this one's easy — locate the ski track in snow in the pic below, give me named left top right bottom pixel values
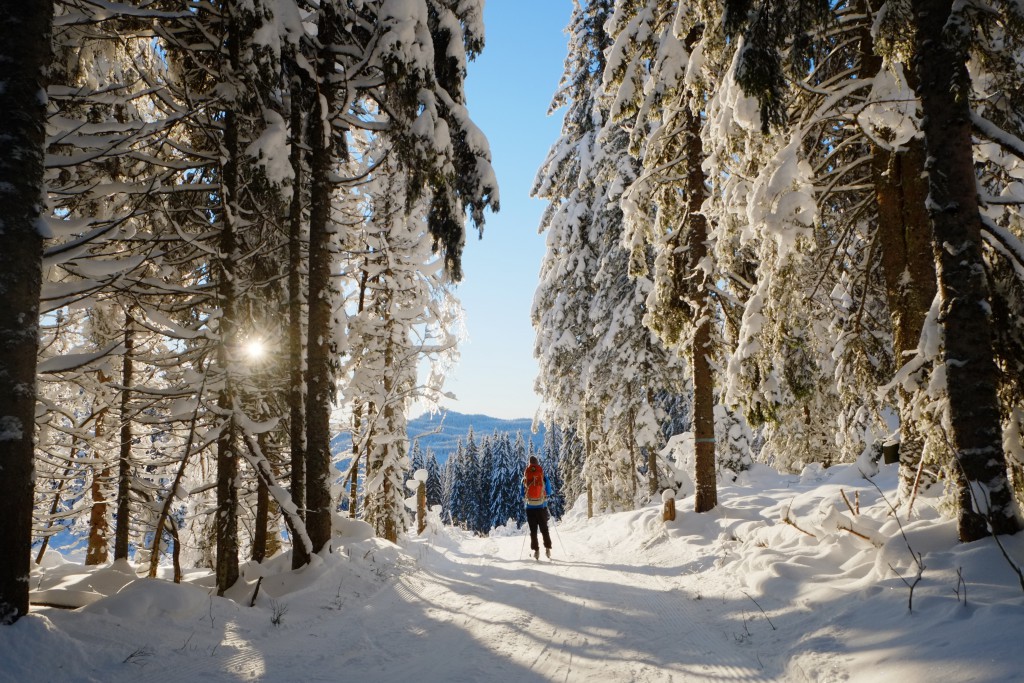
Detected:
left=14, top=466, right=1024, bottom=683
left=324, top=527, right=772, bottom=682
left=38, top=524, right=778, bottom=683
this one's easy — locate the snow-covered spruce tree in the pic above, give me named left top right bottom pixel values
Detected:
left=345, top=156, right=464, bottom=543
left=688, top=1, right=886, bottom=477
left=512, top=432, right=529, bottom=527
left=426, top=449, right=444, bottom=510
left=727, top=0, right=1021, bottom=537
left=476, top=435, right=494, bottom=534
left=532, top=0, right=611, bottom=480
left=0, top=0, right=53, bottom=625
left=304, top=0, right=495, bottom=550
left=463, top=428, right=483, bottom=533
left=557, top=425, right=587, bottom=513
left=603, top=0, right=725, bottom=510
left=440, top=452, right=456, bottom=525
left=38, top=3, right=200, bottom=570
left=962, top=10, right=1024, bottom=503
left=446, top=439, right=469, bottom=528
left=850, top=0, right=938, bottom=497
left=535, top=0, right=686, bottom=515
left=903, top=0, right=1020, bottom=538
left=410, top=440, right=426, bottom=475
left=490, top=431, right=523, bottom=529
left=541, top=428, right=565, bottom=519
left=704, top=43, right=850, bottom=476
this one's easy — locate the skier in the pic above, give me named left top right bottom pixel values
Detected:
left=522, top=455, right=553, bottom=560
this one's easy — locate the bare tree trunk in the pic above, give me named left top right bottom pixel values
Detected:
left=215, top=2, right=245, bottom=594
left=252, top=432, right=270, bottom=563
left=872, top=138, right=936, bottom=498
left=304, top=4, right=342, bottom=556
left=910, top=0, right=1020, bottom=539
left=114, top=317, right=134, bottom=560
left=149, top=369, right=207, bottom=578
left=349, top=406, right=362, bottom=518
left=254, top=473, right=269, bottom=563
left=86, top=371, right=112, bottom=566
left=646, top=389, right=659, bottom=496
left=0, top=0, right=50, bottom=622
left=417, top=480, right=427, bottom=534
left=628, top=407, right=638, bottom=505
left=286, top=53, right=308, bottom=570
left=859, top=6, right=938, bottom=500
left=679, top=36, right=717, bottom=513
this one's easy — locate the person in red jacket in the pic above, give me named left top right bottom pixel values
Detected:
left=522, top=455, right=553, bottom=560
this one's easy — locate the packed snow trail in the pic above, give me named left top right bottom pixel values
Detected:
left=17, top=509, right=779, bottom=683
left=325, top=525, right=772, bottom=683
left=14, top=464, right=1024, bottom=682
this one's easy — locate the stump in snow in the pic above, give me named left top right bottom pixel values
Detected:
left=662, top=489, right=676, bottom=522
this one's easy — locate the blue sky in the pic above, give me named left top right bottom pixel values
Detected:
left=436, top=0, right=573, bottom=420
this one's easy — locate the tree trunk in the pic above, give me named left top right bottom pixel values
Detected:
left=304, top=4, right=341, bottom=556
left=215, top=2, right=245, bottom=594
left=679, top=48, right=717, bottom=513
left=254, top=469, right=269, bottom=563
left=86, top=371, right=112, bottom=566
left=0, top=1, right=51, bottom=624
left=417, top=480, right=427, bottom=535
left=114, top=317, right=134, bottom=560
left=910, top=0, right=1020, bottom=539
left=647, top=389, right=659, bottom=496
left=286, top=54, right=308, bottom=569
left=872, top=138, right=937, bottom=498
left=859, top=6, right=938, bottom=500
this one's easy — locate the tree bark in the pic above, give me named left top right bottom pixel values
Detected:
left=872, top=139, right=937, bottom=498
left=0, top=0, right=52, bottom=623
left=114, top=317, right=134, bottom=560
left=86, top=371, right=112, bottom=566
left=910, top=0, right=1020, bottom=539
left=859, top=4, right=938, bottom=500
left=304, top=4, right=341, bottom=556
left=286, top=54, right=308, bottom=570
left=646, top=389, right=659, bottom=496
left=679, top=44, right=717, bottom=513
left=254, top=465, right=269, bottom=563
left=350, top=406, right=362, bottom=519
left=215, top=1, right=245, bottom=594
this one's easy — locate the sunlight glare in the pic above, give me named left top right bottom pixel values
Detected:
left=243, top=339, right=267, bottom=361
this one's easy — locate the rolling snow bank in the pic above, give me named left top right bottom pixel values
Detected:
left=2, top=462, right=1022, bottom=682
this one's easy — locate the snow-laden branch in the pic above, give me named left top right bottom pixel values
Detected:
left=980, top=214, right=1024, bottom=280
left=37, top=340, right=125, bottom=374
left=239, top=421, right=314, bottom=560
left=972, top=112, right=1024, bottom=163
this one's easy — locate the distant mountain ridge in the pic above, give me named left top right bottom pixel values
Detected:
left=409, top=411, right=544, bottom=460
left=331, top=410, right=545, bottom=464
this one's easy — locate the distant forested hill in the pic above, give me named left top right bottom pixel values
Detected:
left=331, top=410, right=546, bottom=464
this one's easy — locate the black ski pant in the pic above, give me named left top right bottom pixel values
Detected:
left=526, top=507, right=551, bottom=551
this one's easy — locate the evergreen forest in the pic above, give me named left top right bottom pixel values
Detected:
left=3, top=0, right=1024, bottom=630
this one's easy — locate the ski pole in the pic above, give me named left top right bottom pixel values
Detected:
left=551, top=519, right=568, bottom=559
left=518, top=530, right=527, bottom=560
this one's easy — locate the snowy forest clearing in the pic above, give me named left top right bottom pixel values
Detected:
left=4, top=462, right=1022, bottom=683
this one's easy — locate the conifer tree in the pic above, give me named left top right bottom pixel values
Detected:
left=512, top=432, right=528, bottom=527
left=490, top=432, right=522, bottom=529
left=535, top=0, right=686, bottom=514
left=0, top=0, right=53, bottom=625
left=542, top=431, right=565, bottom=519
left=426, top=450, right=444, bottom=510
left=476, top=436, right=494, bottom=534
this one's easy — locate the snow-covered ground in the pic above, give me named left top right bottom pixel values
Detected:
left=4, top=462, right=1023, bottom=683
